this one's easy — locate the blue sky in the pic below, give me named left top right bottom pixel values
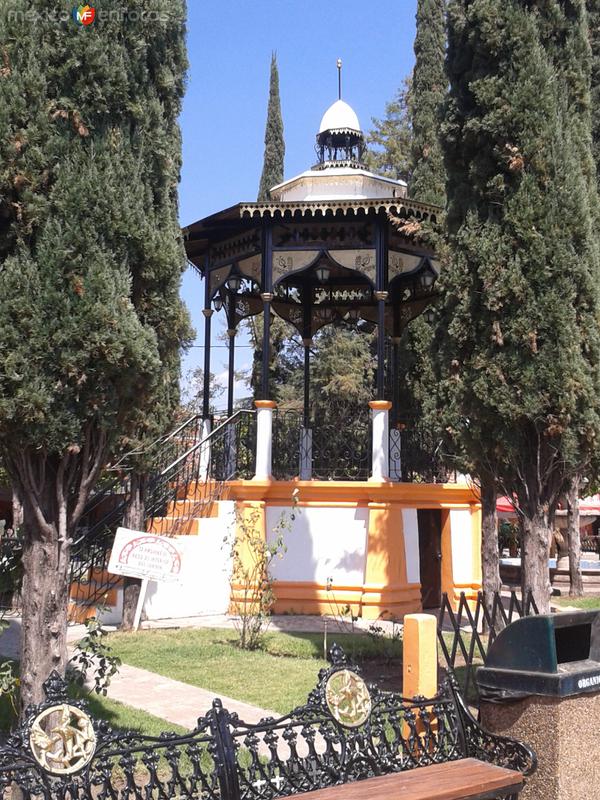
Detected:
left=179, top=0, right=419, bottom=401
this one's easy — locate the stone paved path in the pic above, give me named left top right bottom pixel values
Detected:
left=0, top=617, right=279, bottom=730
left=139, top=613, right=397, bottom=634
left=101, top=662, right=278, bottom=729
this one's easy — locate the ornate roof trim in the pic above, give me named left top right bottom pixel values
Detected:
left=239, top=198, right=439, bottom=222
left=318, top=126, right=362, bottom=137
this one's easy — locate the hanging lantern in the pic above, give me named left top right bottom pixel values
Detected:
left=424, top=307, right=435, bottom=324
left=213, top=295, right=224, bottom=312
left=419, top=270, right=435, bottom=289
left=226, top=275, right=242, bottom=292
left=315, top=265, right=331, bottom=283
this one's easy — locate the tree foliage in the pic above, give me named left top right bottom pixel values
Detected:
left=588, top=1, right=600, bottom=181
left=364, top=79, right=412, bottom=182
left=437, top=0, right=600, bottom=611
left=257, top=53, right=285, bottom=201
left=0, top=0, right=190, bottom=703
left=410, top=0, right=447, bottom=206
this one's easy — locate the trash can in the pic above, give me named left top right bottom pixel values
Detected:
left=477, top=611, right=600, bottom=800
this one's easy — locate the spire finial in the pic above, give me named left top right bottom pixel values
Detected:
left=337, top=58, right=342, bottom=100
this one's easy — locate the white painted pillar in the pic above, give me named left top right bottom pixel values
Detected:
left=253, top=400, right=276, bottom=480
left=199, top=418, right=212, bottom=481
left=369, top=401, right=392, bottom=482
left=299, top=428, right=313, bottom=480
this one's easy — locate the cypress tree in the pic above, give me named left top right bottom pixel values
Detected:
left=437, top=0, right=600, bottom=612
left=257, top=53, right=285, bottom=201
left=589, top=0, right=600, bottom=176
left=250, top=53, right=288, bottom=404
left=409, top=0, right=447, bottom=206
left=0, top=0, right=190, bottom=703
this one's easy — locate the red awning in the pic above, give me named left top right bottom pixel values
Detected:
left=496, top=494, right=600, bottom=515
left=496, top=496, right=516, bottom=515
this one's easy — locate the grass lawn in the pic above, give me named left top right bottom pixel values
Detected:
left=107, top=627, right=403, bottom=715
left=552, top=595, right=600, bottom=609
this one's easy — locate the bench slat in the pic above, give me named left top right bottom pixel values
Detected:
left=287, top=759, right=523, bottom=800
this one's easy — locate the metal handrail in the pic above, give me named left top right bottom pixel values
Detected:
left=160, top=409, right=256, bottom=476
left=68, top=409, right=258, bottom=613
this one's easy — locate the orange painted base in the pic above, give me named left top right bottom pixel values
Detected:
left=268, top=581, right=422, bottom=619
left=225, top=479, right=481, bottom=621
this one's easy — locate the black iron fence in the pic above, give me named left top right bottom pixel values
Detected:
left=0, top=645, right=535, bottom=800
left=271, top=405, right=372, bottom=481
left=311, top=403, right=371, bottom=481
left=391, top=418, right=457, bottom=483
left=272, top=409, right=303, bottom=480
left=437, top=591, right=540, bottom=703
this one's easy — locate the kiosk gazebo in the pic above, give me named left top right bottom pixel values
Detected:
left=178, top=91, right=481, bottom=620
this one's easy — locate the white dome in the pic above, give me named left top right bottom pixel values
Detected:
left=318, top=99, right=361, bottom=134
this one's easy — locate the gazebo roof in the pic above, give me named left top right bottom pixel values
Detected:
left=183, top=197, right=440, bottom=274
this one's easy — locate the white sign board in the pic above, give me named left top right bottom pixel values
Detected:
left=108, top=528, right=183, bottom=584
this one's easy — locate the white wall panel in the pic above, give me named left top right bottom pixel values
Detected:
left=402, top=508, right=420, bottom=584
left=449, top=509, right=473, bottom=585
left=266, top=505, right=368, bottom=585
left=142, top=502, right=235, bottom=620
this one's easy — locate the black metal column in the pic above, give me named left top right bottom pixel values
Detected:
left=202, top=262, right=213, bottom=419
left=375, top=218, right=388, bottom=401
left=391, top=337, right=400, bottom=428
left=226, top=289, right=237, bottom=417
left=302, top=287, right=312, bottom=428
left=260, top=223, right=273, bottom=401
left=302, top=341, right=311, bottom=428
left=391, top=304, right=400, bottom=427
left=227, top=331, right=235, bottom=417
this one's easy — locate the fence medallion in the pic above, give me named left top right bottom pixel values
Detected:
left=29, top=703, right=96, bottom=775
left=325, top=669, right=371, bottom=727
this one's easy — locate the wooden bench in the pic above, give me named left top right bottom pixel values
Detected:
left=0, top=644, right=535, bottom=800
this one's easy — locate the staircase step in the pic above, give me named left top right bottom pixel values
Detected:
left=165, top=498, right=219, bottom=518
left=176, top=480, right=228, bottom=501
left=69, top=581, right=119, bottom=607
left=68, top=602, right=98, bottom=624
left=147, top=516, right=201, bottom=535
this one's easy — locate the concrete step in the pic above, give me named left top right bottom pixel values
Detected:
left=164, top=498, right=219, bottom=519
left=147, top=516, right=202, bottom=535
left=175, top=480, right=229, bottom=502
left=69, top=580, right=120, bottom=607
left=67, top=601, right=98, bottom=624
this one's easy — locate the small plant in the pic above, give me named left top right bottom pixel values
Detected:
left=366, top=616, right=403, bottom=663
left=68, top=615, right=122, bottom=695
left=0, top=536, right=23, bottom=606
left=0, top=616, right=19, bottom=716
left=226, top=500, right=295, bottom=651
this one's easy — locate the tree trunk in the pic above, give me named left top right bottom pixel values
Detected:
left=567, top=475, right=584, bottom=597
left=11, top=486, right=23, bottom=533
left=481, top=477, right=501, bottom=621
left=521, top=509, right=552, bottom=614
left=20, top=493, right=70, bottom=708
left=120, top=473, right=146, bottom=631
